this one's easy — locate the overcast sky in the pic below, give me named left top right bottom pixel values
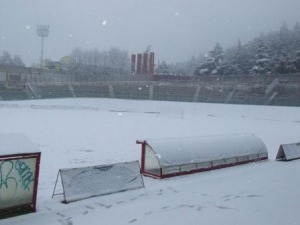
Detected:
left=1, top=0, right=300, bottom=66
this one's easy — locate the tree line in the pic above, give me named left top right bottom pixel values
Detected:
left=0, top=51, right=25, bottom=67
left=65, top=47, right=130, bottom=75
left=194, top=22, right=300, bottom=76
left=1, top=22, right=300, bottom=77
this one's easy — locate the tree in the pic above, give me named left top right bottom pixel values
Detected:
left=0, top=51, right=24, bottom=66
left=0, top=51, right=13, bottom=65
left=251, top=38, right=272, bottom=75
left=12, top=55, right=25, bottom=67
left=156, top=60, right=169, bottom=74
left=107, top=48, right=130, bottom=74
left=68, top=47, right=130, bottom=75
left=195, top=43, right=225, bottom=75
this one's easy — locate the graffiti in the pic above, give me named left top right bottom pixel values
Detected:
left=0, top=159, right=35, bottom=194
left=15, top=160, right=34, bottom=190
left=0, top=161, right=18, bottom=191
left=0, top=157, right=38, bottom=211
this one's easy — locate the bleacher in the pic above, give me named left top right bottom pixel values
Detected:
left=113, top=83, right=150, bottom=100
left=72, top=83, right=110, bottom=98
left=35, top=84, right=73, bottom=99
left=152, top=85, right=197, bottom=102
left=0, top=72, right=300, bottom=107
left=196, top=86, right=229, bottom=103
left=0, top=83, right=29, bottom=100
left=269, top=84, right=300, bottom=106
left=229, top=85, right=266, bottom=105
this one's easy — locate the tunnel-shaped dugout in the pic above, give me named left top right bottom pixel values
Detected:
left=136, top=133, right=268, bottom=179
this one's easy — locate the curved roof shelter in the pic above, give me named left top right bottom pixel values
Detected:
left=137, top=133, right=268, bottom=179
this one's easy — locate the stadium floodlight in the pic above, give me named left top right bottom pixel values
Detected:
left=36, top=25, right=49, bottom=70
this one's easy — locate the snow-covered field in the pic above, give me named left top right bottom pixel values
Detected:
left=1, top=98, right=300, bottom=225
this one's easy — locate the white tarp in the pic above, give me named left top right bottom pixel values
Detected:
left=276, top=142, right=300, bottom=161
left=59, top=161, right=144, bottom=203
left=146, top=133, right=268, bottom=166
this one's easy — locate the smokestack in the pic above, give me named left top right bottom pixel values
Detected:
left=149, top=52, right=155, bottom=74
left=137, top=54, right=142, bottom=74
left=143, top=53, right=148, bottom=74
left=131, top=54, right=136, bottom=74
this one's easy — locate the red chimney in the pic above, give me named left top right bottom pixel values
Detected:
left=131, top=54, right=136, bottom=74
left=149, top=52, right=155, bottom=74
left=143, top=53, right=148, bottom=74
left=137, top=54, right=142, bottom=74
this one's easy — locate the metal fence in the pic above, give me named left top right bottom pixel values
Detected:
left=1, top=65, right=300, bottom=106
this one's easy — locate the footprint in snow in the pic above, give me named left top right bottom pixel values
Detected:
left=96, top=203, right=112, bottom=208
left=246, top=194, right=262, bottom=198
left=129, top=219, right=137, bottom=223
left=86, top=205, right=94, bottom=210
left=215, top=205, right=235, bottom=210
left=56, top=212, right=66, bottom=218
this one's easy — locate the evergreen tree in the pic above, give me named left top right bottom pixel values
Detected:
left=156, top=60, right=170, bottom=75
left=251, top=38, right=272, bottom=75
left=12, top=55, right=25, bottom=67
left=195, top=43, right=225, bottom=75
left=225, top=39, right=252, bottom=75
left=0, top=51, right=13, bottom=65
left=0, top=51, right=25, bottom=66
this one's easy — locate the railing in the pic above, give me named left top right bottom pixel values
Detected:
left=1, top=65, right=300, bottom=106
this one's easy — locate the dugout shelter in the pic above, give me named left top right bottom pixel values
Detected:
left=137, top=133, right=268, bottom=179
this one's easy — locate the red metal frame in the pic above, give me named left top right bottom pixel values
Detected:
left=137, top=140, right=268, bottom=179
left=0, top=152, right=41, bottom=218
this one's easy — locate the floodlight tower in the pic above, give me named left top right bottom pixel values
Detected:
left=36, top=25, right=49, bottom=70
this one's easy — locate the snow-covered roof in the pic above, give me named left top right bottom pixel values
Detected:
left=0, top=133, right=38, bottom=155
left=145, top=134, right=268, bottom=166
left=276, top=142, right=300, bottom=161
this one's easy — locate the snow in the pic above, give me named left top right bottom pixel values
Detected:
left=144, top=134, right=267, bottom=166
left=277, top=143, right=300, bottom=161
left=0, top=133, right=37, bottom=155
left=59, top=161, right=144, bottom=203
left=0, top=98, right=300, bottom=225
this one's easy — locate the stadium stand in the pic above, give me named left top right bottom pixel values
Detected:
left=72, top=83, right=110, bottom=98
left=196, top=86, right=230, bottom=103
left=0, top=83, right=29, bottom=100
left=269, top=84, right=300, bottom=106
left=113, top=82, right=150, bottom=100
left=35, top=84, right=73, bottom=99
left=0, top=65, right=299, bottom=107
left=152, top=84, right=197, bottom=102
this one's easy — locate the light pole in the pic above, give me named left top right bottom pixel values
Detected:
left=36, top=25, right=49, bottom=70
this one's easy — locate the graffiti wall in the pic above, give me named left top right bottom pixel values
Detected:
left=0, top=157, right=37, bottom=209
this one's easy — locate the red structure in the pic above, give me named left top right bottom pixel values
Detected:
left=142, top=53, right=148, bottom=74
left=131, top=52, right=155, bottom=75
left=149, top=52, right=155, bottom=74
left=131, top=54, right=136, bottom=74
left=136, top=54, right=142, bottom=74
